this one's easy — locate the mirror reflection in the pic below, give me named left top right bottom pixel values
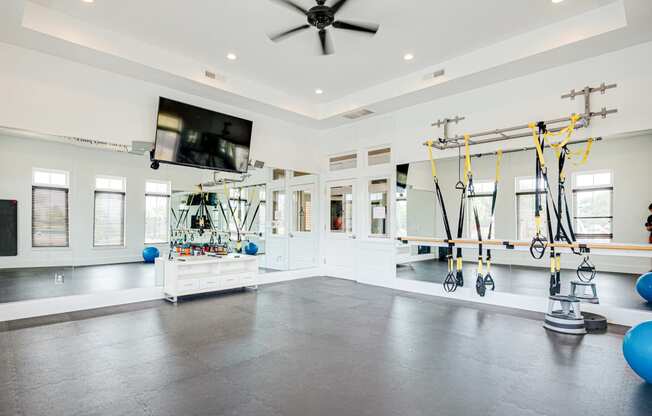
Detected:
left=0, top=131, right=318, bottom=305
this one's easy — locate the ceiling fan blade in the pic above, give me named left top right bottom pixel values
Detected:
left=332, top=20, right=379, bottom=35
left=269, top=0, right=308, bottom=15
left=330, top=0, right=351, bottom=14
left=318, top=29, right=334, bottom=55
left=269, top=24, right=311, bottom=42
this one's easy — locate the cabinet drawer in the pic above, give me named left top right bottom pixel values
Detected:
left=178, top=279, right=199, bottom=292
left=221, top=275, right=242, bottom=288
left=241, top=273, right=256, bottom=285
left=200, top=276, right=220, bottom=290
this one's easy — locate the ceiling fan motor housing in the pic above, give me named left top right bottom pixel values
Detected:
left=307, top=6, right=335, bottom=29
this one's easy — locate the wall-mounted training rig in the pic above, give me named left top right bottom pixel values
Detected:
left=425, top=82, right=617, bottom=150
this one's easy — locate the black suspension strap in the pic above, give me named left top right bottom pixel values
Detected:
left=483, top=149, right=502, bottom=294
left=427, top=140, right=457, bottom=293
left=454, top=146, right=467, bottom=288
left=530, top=122, right=548, bottom=260
left=462, top=135, right=486, bottom=297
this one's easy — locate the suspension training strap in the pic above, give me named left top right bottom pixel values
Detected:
left=483, top=149, right=502, bottom=294
left=454, top=144, right=468, bottom=289
left=463, top=135, right=485, bottom=297
left=530, top=122, right=548, bottom=260
left=427, top=140, right=457, bottom=293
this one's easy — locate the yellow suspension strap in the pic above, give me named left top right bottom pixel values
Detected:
left=483, top=149, right=502, bottom=294
left=427, top=140, right=457, bottom=293
left=529, top=122, right=548, bottom=260
left=543, top=113, right=581, bottom=151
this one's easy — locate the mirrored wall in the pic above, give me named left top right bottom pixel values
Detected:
left=0, top=130, right=319, bottom=305
left=395, top=133, right=652, bottom=311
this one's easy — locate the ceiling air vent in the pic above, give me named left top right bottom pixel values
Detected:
left=203, top=70, right=225, bottom=82
left=342, top=108, right=374, bottom=120
left=424, top=69, right=445, bottom=80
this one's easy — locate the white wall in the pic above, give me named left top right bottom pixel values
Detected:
left=0, top=134, right=215, bottom=268
left=0, top=41, right=320, bottom=173
left=317, top=41, right=652, bottom=278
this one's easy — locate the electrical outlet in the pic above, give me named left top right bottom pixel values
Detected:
left=54, top=271, right=65, bottom=285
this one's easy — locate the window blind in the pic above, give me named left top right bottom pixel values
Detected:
left=32, top=186, right=69, bottom=247
left=94, top=191, right=125, bottom=246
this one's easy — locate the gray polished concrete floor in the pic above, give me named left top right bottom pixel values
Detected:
left=397, top=259, right=652, bottom=311
left=1, top=277, right=650, bottom=416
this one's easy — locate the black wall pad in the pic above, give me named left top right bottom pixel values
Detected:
left=0, top=199, right=18, bottom=256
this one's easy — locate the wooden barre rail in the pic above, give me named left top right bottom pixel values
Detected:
left=400, top=237, right=652, bottom=252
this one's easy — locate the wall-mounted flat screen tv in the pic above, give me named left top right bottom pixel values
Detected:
left=153, top=97, right=253, bottom=173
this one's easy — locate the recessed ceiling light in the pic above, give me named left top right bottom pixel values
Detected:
left=226, top=53, right=237, bottom=61
left=82, top=0, right=95, bottom=3
left=315, top=89, right=324, bottom=95
left=403, top=53, right=414, bottom=61
left=551, top=0, right=564, bottom=3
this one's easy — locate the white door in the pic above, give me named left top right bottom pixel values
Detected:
left=323, top=180, right=358, bottom=279
left=289, top=183, right=317, bottom=269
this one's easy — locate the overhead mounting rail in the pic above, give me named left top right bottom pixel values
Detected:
left=424, top=83, right=617, bottom=150
left=465, top=137, right=602, bottom=159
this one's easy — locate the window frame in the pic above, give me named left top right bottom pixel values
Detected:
left=514, top=176, right=548, bottom=241
left=466, top=179, right=495, bottom=239
left=368, top=177, right=390, bottom=238
left=31, top=168, right=70, bottom=249
left=571, top=170, right=614, bottom=241
left=145, top=180, right=171, bottom=244
left=93, top=175, right=127, bottom=248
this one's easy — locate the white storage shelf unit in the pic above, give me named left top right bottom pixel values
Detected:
left=157, top=255, right=258, bottom=302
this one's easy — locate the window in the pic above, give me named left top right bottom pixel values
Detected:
left=329, top=185, right=353, bottom=233
left=32, top=168, right=69, bottom=248
left=94, top=176, right=126, bottom=247
left=573, top=171, right=613, bottom=242
left=369, top=179, right=389, bottom=237
left=271, top=190, right=285, bottom=235
left=467, top=180, right=495, bottom=239
left=272, top=169, right=286, bottom=181
left=293, top=189, right=312, bottom=232
left=145, top=180, right=171, bottom=244
left=329, top=153, right=357, bottom=171
left=367, top=147, right=391, bottom=166
left=515, top=176, right=547, bottom=240
left=293, top=171, right=311, bottom=178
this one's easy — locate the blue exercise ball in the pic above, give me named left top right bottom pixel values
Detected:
left=636, top=272, right=652, bottom=302
left=244, top=242, right=258, bottom=256
left=623, top=321, right=652, bottom=383
left=142, top=246, right=160, bottom=263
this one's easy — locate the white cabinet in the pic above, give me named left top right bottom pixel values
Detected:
left=157, top=255, right=259, bottom=302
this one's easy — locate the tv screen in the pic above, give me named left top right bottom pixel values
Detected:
left=153, top=97, right=253, bottom=173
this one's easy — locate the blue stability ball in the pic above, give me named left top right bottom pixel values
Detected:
left=623, top=321, right=652, bottom=383
left=636, top=272, right=652, bottom=302
left=143, top=246, right=160, bottom=263
left=244, top=242, right=258, bottom=255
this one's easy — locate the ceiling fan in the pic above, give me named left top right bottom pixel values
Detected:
left=268, top=0, right=380, bottom=55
